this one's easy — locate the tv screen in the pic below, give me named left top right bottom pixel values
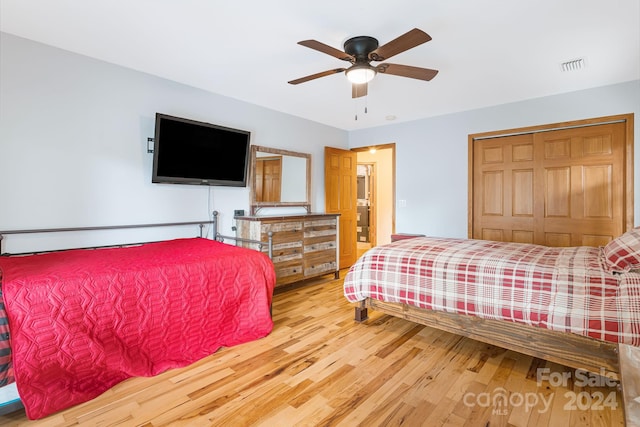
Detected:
left=152, top=113, right=251, bottom=186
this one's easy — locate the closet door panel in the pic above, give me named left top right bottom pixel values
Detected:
left=473, top=135, right=534, bottom=242
left=544, top=167, right=571, bottom=218
left=512, top=169, right=533, bottom=217
left=583, top=165, right=613, bottom=219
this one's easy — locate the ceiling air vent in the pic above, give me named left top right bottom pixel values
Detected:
left=561, top=58, right=585, bottom=72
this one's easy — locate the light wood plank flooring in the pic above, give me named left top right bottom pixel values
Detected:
left=0, top=272, right=625, bottom=426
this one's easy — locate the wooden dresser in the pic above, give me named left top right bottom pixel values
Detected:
left=234, top=213, right=339, bottom=288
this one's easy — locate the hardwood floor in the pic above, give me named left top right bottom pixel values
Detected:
left=0, top=272, right=625, bottom=426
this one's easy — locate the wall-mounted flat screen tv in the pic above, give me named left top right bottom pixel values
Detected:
left=152, top=113, right=251, bottom=186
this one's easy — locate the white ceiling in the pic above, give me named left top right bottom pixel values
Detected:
left=1, top=0, right=639, bottom=131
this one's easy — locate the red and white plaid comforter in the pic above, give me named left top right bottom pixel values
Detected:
left=344, top=237, right=640, bottom=346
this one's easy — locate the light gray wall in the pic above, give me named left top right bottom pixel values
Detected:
left=349, top=80, right=640, bottom=238
left=0, top=33, right=348, bottom=252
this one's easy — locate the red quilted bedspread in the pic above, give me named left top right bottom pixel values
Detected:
left=0, top=238, right=275, bottom=419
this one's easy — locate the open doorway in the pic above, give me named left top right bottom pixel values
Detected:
left=354, top=144, right=395, bottom=256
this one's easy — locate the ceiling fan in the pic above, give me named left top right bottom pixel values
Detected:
left=288, top=28, right=439, bottom=98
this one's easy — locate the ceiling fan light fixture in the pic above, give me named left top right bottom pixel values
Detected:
left=346, top=65, right=376, bottom=84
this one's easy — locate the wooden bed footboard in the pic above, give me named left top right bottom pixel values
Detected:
left=356, top=298, right=618, bottom=375
left=355, top=298, right=640, bottom=426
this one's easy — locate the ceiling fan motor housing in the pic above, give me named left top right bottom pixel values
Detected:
left=343, top=36, right=379, bottom=63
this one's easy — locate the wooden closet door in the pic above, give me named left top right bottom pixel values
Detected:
left=536, top=122, right=625, bottom=246
left=472, top=121, right=627, bottom=246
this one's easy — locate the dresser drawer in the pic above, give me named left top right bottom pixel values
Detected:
left=274, top=261, right=304, bottom=284
left=262, top=221, right=302, bottom=233
left=304, top=239, right=336, bottom=254
left=304, top=249, right=337, bottom=272
left=271, top=242, right=303, bottom=263
left=304, top=257, right=337, bottom=277
left=304, top=223, right=336, bottom=238
left=261, top=221, right=302, bottom=244
left=304, top=218, right=337, bottom=228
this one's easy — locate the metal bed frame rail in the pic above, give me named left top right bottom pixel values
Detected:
left=212, top=211, right=273, bottom=259
left=0, top=211, right=273, bottom=258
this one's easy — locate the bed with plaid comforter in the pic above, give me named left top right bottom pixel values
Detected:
left=344, top=237, right=640, bottom=346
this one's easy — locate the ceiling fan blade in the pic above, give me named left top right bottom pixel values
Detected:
left=376, top=63, right=439, bottom=81
left=288, top=68, right=346, bottom=85
left=369, top=28, right=432, bottom=62
left=298, top=40, right=353, bottom=62
left=352, top=83, right=368, bottom=98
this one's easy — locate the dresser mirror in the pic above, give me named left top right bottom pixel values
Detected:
left=249, top=145, right=311, bottom=214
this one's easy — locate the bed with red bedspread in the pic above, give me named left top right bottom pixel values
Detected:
left=0, top=237, right=275, bottom=420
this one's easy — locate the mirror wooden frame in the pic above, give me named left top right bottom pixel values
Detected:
left=249, top=145, right=311, bottom=215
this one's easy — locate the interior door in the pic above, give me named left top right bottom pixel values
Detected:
left=325, top=147, right=357, bottom=269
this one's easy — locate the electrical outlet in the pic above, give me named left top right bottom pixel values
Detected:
left=399, top=199, right=407, bottom=208
left=234, top=209, right=245, bottom=217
